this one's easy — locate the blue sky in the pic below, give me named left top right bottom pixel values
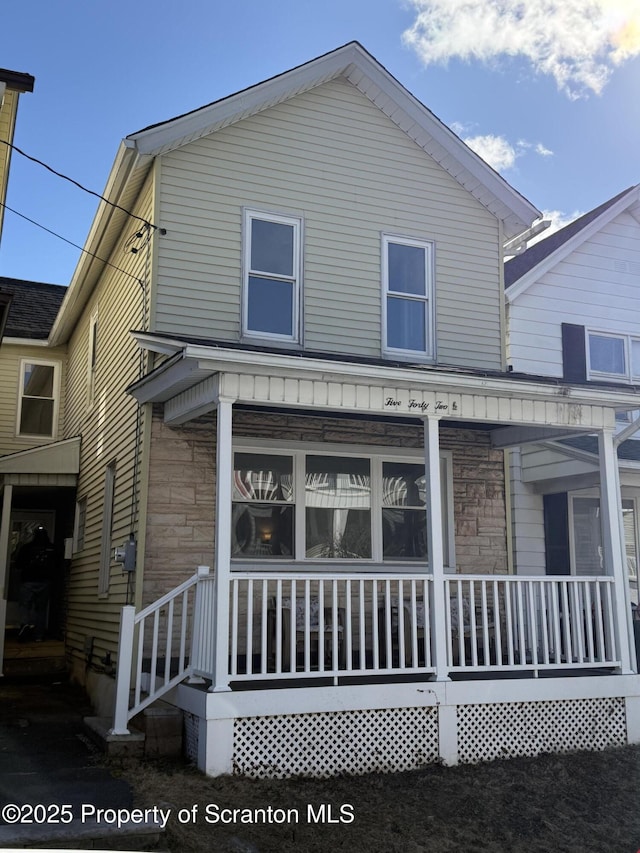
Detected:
left=1, top=0, right=639, bottom=285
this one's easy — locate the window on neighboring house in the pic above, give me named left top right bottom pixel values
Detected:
left=383, top=235, right=434, bottom=358
left=569, top=494, right=638, bottom=605
left=243, top=209, right=301, bottom=341
left=17, top=360, right=59, bottom=438
left=588, top=331, right=640, bottom=382
left=98, top=462, right=116, bottom=594
left=73, top=496, right=87, bottom=553
left=231, top=446, right=453, bottom=566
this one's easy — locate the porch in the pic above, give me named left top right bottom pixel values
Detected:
left=115, top=344, right=640, bottom=775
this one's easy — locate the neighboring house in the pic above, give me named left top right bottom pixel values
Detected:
left=5, top=44, right=640, bottom=776
left=0, top=68, right=35, bottom=244
left=505, top=186, right=640, bottom=607
left=0, top=277, right=73, bottom=670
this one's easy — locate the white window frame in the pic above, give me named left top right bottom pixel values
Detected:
left=382, top=234, right=435, bottom=360
left=587, top=329, right=640, bottom=383
left=16, top=358, right=61, bottom=439
left=98, top=461, right=116, bottom=595
left=231, top=439, right=454, bottom=570
left=568, top=490, right=638, bottom=596
left=242, top=208, right=302, bottom=343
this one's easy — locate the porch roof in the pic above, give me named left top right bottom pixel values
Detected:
left=128, top=336, right=640, bottom=440
left=0, top=436, right=80, bottom=476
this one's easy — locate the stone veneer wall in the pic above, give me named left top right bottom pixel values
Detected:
left=142, top=406, right=507, bottom=605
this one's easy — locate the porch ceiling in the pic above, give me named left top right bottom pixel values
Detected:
left=128, top=340, right=639, bottom=433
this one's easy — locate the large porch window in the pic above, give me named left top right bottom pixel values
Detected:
left=231, top=445, right=452, bottom=566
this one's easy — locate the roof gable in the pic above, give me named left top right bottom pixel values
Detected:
left=505, top=185, right=640, bottom=300
left=127, top=41, right=539, bottom=239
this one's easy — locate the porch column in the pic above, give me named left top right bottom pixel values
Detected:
left=423, top=416, right=449, bottom=680
left=0, top=484, right=13, bottom=676
left=598, top=427, right=633, bottom=673
left=210, top=395, right=235, bottom=692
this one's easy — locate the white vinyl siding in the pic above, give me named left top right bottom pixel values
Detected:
left=507, top=210, right=640, bottom=376
left=156, top=79, right=502, bottom=369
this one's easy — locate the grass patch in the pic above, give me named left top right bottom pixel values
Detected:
left=114, top=745, right=640, bottom=852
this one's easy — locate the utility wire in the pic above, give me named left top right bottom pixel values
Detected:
left=0, top=199, right=144, bottom=285
left=0, top=137, right=160, bottom=231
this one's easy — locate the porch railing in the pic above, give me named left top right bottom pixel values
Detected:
left=445, top=575, right=620, bottom=673
left=194, top=572, right=435, bottom=681
left=112, top=569, right=623, bottom=732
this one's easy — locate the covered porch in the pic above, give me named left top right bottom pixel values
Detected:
left=113, top=342, right=640, bottom=775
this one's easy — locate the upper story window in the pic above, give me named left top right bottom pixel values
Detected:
left=588, top=331, right=640, bottom=382
left=17, top=360, right=59, bottom=438
left=382, top=235, right=434, bottom=359
left=243, top=209, right=301, bottom=342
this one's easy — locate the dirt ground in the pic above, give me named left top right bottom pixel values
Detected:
left=114, top=744, right=640, bottom=853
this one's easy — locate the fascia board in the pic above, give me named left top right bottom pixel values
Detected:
left=177, top=343, right=640, bottom=408
left=506, top=186, right=640, bottom=303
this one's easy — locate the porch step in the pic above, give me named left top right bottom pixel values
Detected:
left=84, top=715, right=146, bottom=758
left=84, top=701, right=184, bottom=758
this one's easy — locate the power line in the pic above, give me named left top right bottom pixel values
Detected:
left=0, top=200, right=143, bottom=285
left=0, top=137, right=161, bottom=231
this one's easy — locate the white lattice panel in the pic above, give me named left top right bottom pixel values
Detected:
left=233, top=707, right=439, bottom=778
left=457, top=697, right=626, bottom=764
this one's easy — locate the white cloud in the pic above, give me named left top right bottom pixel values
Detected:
left=462, top=133, right=553, bottom=172
left=403, top=0, right=640, bottom=98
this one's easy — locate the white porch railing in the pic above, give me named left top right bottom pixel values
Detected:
left=194, top=572, right=435, bottom=681
left=445, top=575, right=620, bottom=673
left=112, top=569, right=624, bottom=732
left=111, top=567, right=207, bottom=735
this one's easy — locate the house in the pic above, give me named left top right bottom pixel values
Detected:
left=6, top=43, right=640, bottom=777
left=505, top=185, right=640, bottom=605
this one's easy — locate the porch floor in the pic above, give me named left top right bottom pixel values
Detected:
left=3, top=633, right=66, bottom=678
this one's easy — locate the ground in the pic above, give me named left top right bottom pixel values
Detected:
left=115, top=745, right=640, bottom=853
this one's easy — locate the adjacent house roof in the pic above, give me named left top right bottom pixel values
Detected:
left=0, top=69, right=35, bottom=93
left=0, top=277, right=66, bottom=340
left=505, top=184, right=640, bottom=298
left=560, top=435, right=640, bottom=464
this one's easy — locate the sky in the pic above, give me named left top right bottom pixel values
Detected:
left=0, top=0, right=639, bottom=286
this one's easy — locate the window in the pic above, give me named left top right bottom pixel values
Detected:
left=243, top=209, right=301, bottom=341
left=232, top=445, right=453, bottom=566
left=569, top=494, right=638, bottom=605
left=73, top=497, right=87, bottom=553
left=383, top=235, right=434, bottom=358
left=98, top=462, right=116, bottom=594
left=588, top=331, right=640, bottom=382
left=17, top=360, right=59, bottom=438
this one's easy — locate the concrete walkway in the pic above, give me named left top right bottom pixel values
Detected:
left=0, top=678, right=162, bottom=849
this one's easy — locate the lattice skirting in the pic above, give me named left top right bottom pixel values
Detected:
left=233, top=707, right=440, bottom=779
left=457, top=697, right=627, bottom=764
left=184, top=711, right=199, bottom=763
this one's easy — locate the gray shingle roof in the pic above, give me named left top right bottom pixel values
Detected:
left=560, top=435, right=640, bottom=463
left=0, top=277, right=66, bottom=339
left=504, top=186, right=637, bottom=288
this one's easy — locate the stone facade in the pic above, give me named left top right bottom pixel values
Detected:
left=142, top=406, right=508, bottom=605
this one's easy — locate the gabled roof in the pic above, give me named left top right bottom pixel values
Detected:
left=0, top=277, right=66, bottom=340
left=127, top=42, right=539, bottom=240
left=505, top=184, right=640, bottom=298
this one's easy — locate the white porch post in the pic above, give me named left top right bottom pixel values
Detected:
left=424, top=416, right=449, bottom=680
left=0, top=484, right=14, bottom=677
left=210, top=395, right=235, bottom=692
left=598, top=427, right=633, bottom=673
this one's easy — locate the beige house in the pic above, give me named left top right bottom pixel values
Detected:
left=4, top=44, right=640, bottom=776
